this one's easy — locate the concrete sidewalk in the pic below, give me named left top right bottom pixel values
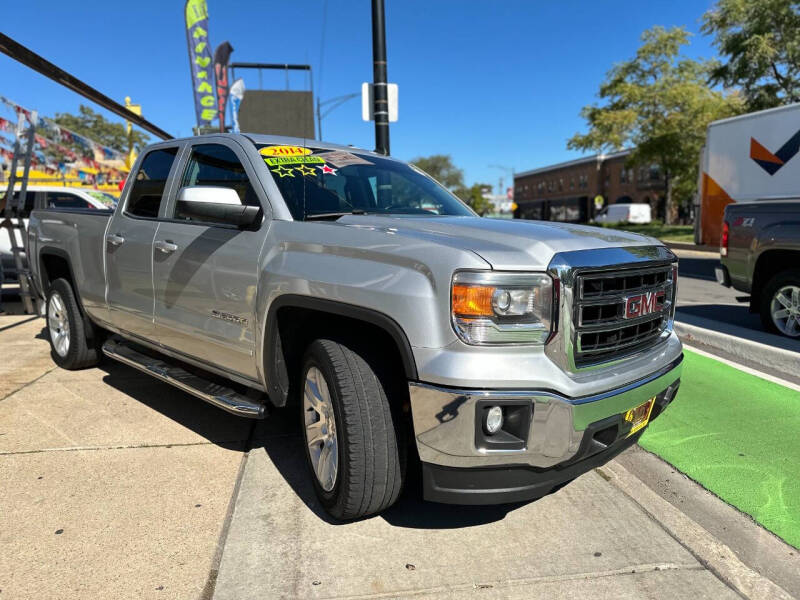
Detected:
left=674, top=317, right=800, bottom=386
left=0, top=315, right=252, bottom=600
left=211, top=413, right=796, bottom=600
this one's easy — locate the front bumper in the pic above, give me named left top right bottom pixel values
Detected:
left=409, top=354, right=683, bottom=504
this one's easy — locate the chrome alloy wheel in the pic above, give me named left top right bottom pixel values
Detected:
left=771, top=285, right=800, bottom=337
left=47, top=292, right=71, bottom=357
left=303, top=366, right=338, bottom=491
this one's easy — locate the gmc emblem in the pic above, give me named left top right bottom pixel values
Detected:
left=624, top=290, right=665, bottom=319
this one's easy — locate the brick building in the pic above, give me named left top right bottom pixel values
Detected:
left=513, top=150, right=667, bottom=222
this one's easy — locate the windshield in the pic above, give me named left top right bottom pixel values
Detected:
left=256, top=144, right=474, bottom=220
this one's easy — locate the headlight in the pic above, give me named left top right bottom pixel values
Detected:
left=451, top=271, right=554, bottom=345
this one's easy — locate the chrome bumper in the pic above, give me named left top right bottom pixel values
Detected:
left=409, top=354, right=683, bottom=469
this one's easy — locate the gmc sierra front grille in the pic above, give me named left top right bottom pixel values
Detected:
left=573, top=264, right=674, bottom=366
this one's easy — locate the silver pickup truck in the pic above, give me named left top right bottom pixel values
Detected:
left=28, top=134, right=683, bottom=520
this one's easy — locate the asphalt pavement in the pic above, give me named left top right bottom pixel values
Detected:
left=674, top=248, right=755, bottom=324
left=672, top=248, right=800, bottom=384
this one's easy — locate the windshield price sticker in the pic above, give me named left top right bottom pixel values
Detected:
left=318, top=150, right=373, bottom=168
left=264, top=156, right=325, bottom=166
left=260, top=145, right=313, bottom=157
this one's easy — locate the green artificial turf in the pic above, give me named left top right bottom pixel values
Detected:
left=596, top=222, right=695, bottom=243
left=639, top=350, right=800, bottom=549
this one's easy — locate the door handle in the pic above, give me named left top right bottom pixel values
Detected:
left=106, top=233, right=125, bottom=246
left=154, top=240, right=178, bottom=254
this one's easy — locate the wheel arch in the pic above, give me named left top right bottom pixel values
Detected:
left=750, top=249, right=800, bottom=312
left=263, top=295, right=418, bottom=407
left=38, top=247, right=94, bottom=331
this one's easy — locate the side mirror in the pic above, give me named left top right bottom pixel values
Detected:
left=176, top=186, right=262, bottom=228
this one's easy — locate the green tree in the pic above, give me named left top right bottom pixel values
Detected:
left=53, top=105, right=150, bottom=152
left=456, top=183, right=494, bottom=216
left=568, top=26, right=743, bottom=223
left=702, top=0, right=800, bottom=110
left=409, top=154, right=464, bottom=190
left=454, top=183, right=494, bottom=216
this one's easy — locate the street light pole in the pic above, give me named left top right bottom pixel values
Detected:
left=489, top=164, right=516, bottom=192
left=316, top=92, right=361, bottom=141
left=371, top=0, right=390, bottom=155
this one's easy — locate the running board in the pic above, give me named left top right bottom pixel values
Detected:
left=102, top=337, right=267, bottom=419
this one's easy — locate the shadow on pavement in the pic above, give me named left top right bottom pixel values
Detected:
left=676, top=256, right=718, bottom=281
left=97, top=359, right=255, bottom=450
left=676, top=304, right=761, bottom=331
left=676, top=304, right=800, bottom=352
left=255, top=406, right=523, bottom=530
left=0, top=314, right=39, bottom=332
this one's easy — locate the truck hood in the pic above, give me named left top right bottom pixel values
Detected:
left=334, top=215, right=661, bottom=270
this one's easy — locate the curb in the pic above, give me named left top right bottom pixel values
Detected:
left=674, top=320, right=800, bottom=380
left=665, top=241, right=717, bottom=254
left=601, top=460, right=796, bottom=600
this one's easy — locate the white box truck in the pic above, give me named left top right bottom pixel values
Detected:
left=698, top=103, right=800, bottom=246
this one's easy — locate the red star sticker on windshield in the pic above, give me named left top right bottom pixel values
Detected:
left=319, top=164, right=338, bottom=176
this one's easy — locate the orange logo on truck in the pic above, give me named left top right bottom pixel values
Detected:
left=750, top=130, right=800, bottom=175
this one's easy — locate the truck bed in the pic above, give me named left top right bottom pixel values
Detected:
left=29, top=208, right=112, bottom=315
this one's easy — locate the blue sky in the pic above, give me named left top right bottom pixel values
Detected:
left=2, top=0, right=716, bottom=190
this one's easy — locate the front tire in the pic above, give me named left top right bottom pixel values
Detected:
left=759, top=270, right=800, bottom=338
left=46, top=278, right=100, bottom=369
left=300, top=338, right=405, bottom=520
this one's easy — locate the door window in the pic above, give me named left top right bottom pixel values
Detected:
left=126, top=147, right=179, bottom=218
left=44, top=191, right=91, bottom=209
left=175, top=144, right=259, bottom=222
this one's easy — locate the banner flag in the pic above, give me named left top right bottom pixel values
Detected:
left=229, top=78, right=245, bottom=134
left=184, top=0, right=217, bottom=128
left=213, top=41, right=233, bottom=133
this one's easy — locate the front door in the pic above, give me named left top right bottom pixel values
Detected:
left=105, top=146, right=180, bottom=339
left=152, top=141, right=265, bottom=380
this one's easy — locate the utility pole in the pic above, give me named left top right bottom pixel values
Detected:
left=371, top=0, right=390, bottom=155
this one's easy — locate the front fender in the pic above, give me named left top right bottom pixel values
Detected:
left=252, top=219, right=489, bottom=394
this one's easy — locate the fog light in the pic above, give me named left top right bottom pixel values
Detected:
left=485, top=406, right=503, bottom=435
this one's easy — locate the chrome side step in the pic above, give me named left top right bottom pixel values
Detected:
left=102, top=337, right=267, bottom=419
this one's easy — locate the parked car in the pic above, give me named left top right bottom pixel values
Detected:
left=716, top=200, right=800, bottom=338
left=594, top=203, right=652, bottom=224
left=0, top=186, right=111, bottom=280
left=27, top=134, right=683, bottom=520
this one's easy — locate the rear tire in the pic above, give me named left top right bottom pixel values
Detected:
left=300, top=338, right=406, bottom=520
left=759, top=269, right=800, bottom=338
left=46, top=278, right=101, bottom=369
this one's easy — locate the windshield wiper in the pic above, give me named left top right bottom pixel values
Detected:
left=304, top=209, right=367, bottom=221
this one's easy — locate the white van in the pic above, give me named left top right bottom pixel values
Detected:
left=594, top=203, right=651, bottom=224
left=1, top=186, right=114, bottom=279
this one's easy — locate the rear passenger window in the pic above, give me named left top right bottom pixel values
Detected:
left=176, top=144, right=259, bottom=221
left=44, top=192, right=90, bottom=209
left=9, top=191, right=40, bottom=218
left=126, top=148, right=179, bottom=218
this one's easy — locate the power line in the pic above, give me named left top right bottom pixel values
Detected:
left=0, top=33, right=173, bottom=140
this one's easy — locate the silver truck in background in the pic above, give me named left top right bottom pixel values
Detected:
left=27, top=134, right=683, bottom=520
left=716, top=200, right=800, bottom=337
